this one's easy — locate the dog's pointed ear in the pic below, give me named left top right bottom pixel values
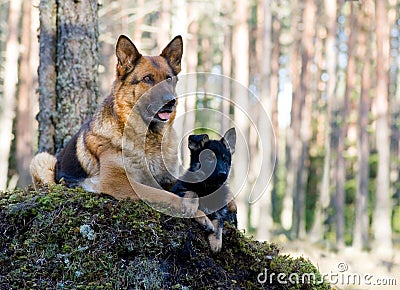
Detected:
left=116, top=35, right=142, bottom=77
left=222, top=128, right=236, bottom=154
left=188, top=134, right=209, bottom=151
left=160, top=35, right=183, bottom=75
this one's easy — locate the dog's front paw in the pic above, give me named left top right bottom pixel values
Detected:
left=208, top=232, right=222, bottom=253
left=181, top=191, right=199, bottom=217
left=207, top=219, right=223, bottom=252
left=195, top=212, right=215, bottom=233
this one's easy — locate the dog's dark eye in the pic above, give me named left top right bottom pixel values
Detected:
left=143, top=75, right=154, bottom=84
left=166, top=75, right=172, bottom=82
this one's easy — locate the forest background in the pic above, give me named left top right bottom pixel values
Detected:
left=0, top=0, right=399, bottom=287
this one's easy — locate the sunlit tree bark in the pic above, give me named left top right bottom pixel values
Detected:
left=37, top=0, right=57, bottom=154
left=372, top=0, right=393, bottom=255
left=0, top=0, right=22, bottom=190
left=16, top=0, right=34, bottom=187
left=288, top=0, right=316, bottom=239
left=253, top=0, right=273, bottom=241
left=282, top=0, right=300, bottom=232
left=353, top=0, right=373, bottom=251
left=335, top=4, right=358, bottom=249
left=310, top=0, right=337, bottom=242
left=232, top=0, right=250, bottom=230
left=38, top=0, right=99, bottom=153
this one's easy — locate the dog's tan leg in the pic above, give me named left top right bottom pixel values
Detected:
left=97, top=153, right=201, bottom=217
left=208, top=219, right=223, bottom=252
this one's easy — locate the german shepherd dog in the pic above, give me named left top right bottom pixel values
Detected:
left=172, top=128, right=237, bottom=252
left=30, top=35, right=217, bottom=231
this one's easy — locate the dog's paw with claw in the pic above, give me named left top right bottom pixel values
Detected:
left=181, top=191, right=199, bottom=217
left=195, top=213, right=215, bottom=233
left=208, top=232, right=223, bottom=253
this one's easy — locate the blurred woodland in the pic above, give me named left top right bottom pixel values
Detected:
left=0, top=0, right=399, bottom=258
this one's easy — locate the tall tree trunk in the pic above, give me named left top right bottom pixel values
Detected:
left=393, top=3, right=400, bottom=206
left=157, top=0, right=171, bottom=48
left=290, top=0, right=315, bottom=239
left=282, top=0, right=300, bottom=232
left=232, top=0, right=250, bottom=230
left=0, top=0, right=22, bottom=191
left=353, top=0, right=372, bottom=251
left=254, top=0, right=273, bottom=241
left=16, top=0, right=34, bottom=187
left=335, top=4, right=358, bottom=249
left=133, top=0, right=144, bottom=47
left=373, top=0, right=393, bottom=255
left=221, top=26, right=232, bottom=134
left=54, top=0, right=99, bottom=152
left=180, top=15, right=198, bottom=167
left=38, top=0, right=100, bottom=154
left=270, top=16, right=280, bottom=224
left=37, top=0, right=58, bottom=154
left=310, top=0, right=337, bottom=242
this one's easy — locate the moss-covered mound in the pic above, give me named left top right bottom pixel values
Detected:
left=0, top=186, right=332, bottom=289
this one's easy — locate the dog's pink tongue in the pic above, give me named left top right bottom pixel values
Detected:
left=158, top=112, right=171, bottom=120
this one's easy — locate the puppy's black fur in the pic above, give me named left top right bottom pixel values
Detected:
left=172, top=128, right=237, bottom=230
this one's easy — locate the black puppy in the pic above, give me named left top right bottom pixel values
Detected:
left=172, top=128, right=236, bottom=252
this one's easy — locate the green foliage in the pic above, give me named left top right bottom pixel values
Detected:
left=305, top=153, right=324, bottom=232
left=0, top=186, right=332, bottom=289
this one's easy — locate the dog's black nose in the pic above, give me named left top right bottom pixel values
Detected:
left=163, top=94, right=176, bottom=105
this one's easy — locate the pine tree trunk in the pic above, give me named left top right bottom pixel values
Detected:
left=157, top=0, right=171, bottom=48
left=289, top=0, right=315, bottom=239
left=0, top=0, right=22, bottom=190
left=37, top=0, right=99, bottom=153
left=54, top=0, right=99, bottom=152
left=353, top=0, right=372, bottom=251
left=270, top=17, right=280, bottom=224
left=16, top=0, right=34, bottom=187
left=133, top=0, right=144, bottom=47
left=254, top=0, right=273, bottom=241
left=181, top=16, right=198, bottom=166
left=221, top=26, right=232, bottom=134
left=282, top=0, right=300, bottom=232
left=310, top=0, right=337, bottom=242
left=37, top=0, right=57, bottom=154
left=373, top=0, right=393, bottom=256
left=335, top=4, right=358, bottom=249
left=232, top=0, right=250, bottom=230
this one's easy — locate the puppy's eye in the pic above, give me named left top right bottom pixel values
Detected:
left=166, top=75, right=172, bottom=82
left=143, top=75, right=154, bottom=84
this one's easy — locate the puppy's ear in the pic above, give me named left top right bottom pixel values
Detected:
left=160, top=35, right=183, bottom=75
left=222, top=128, right=236, bottom=154
left=116, top=35, right=142, bottom=77
left=188, top=134, right=209, bottom=151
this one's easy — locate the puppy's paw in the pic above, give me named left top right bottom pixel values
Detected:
left=208, top=219, right=223, bottom=253
left=208, top=233, right=222, bottom=253
left=195, top=212, right=215, bottom=233
left=181, top=191, right=199, bottom=217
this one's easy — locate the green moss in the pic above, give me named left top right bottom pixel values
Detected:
left=0, top=186, right=333, bottom=289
